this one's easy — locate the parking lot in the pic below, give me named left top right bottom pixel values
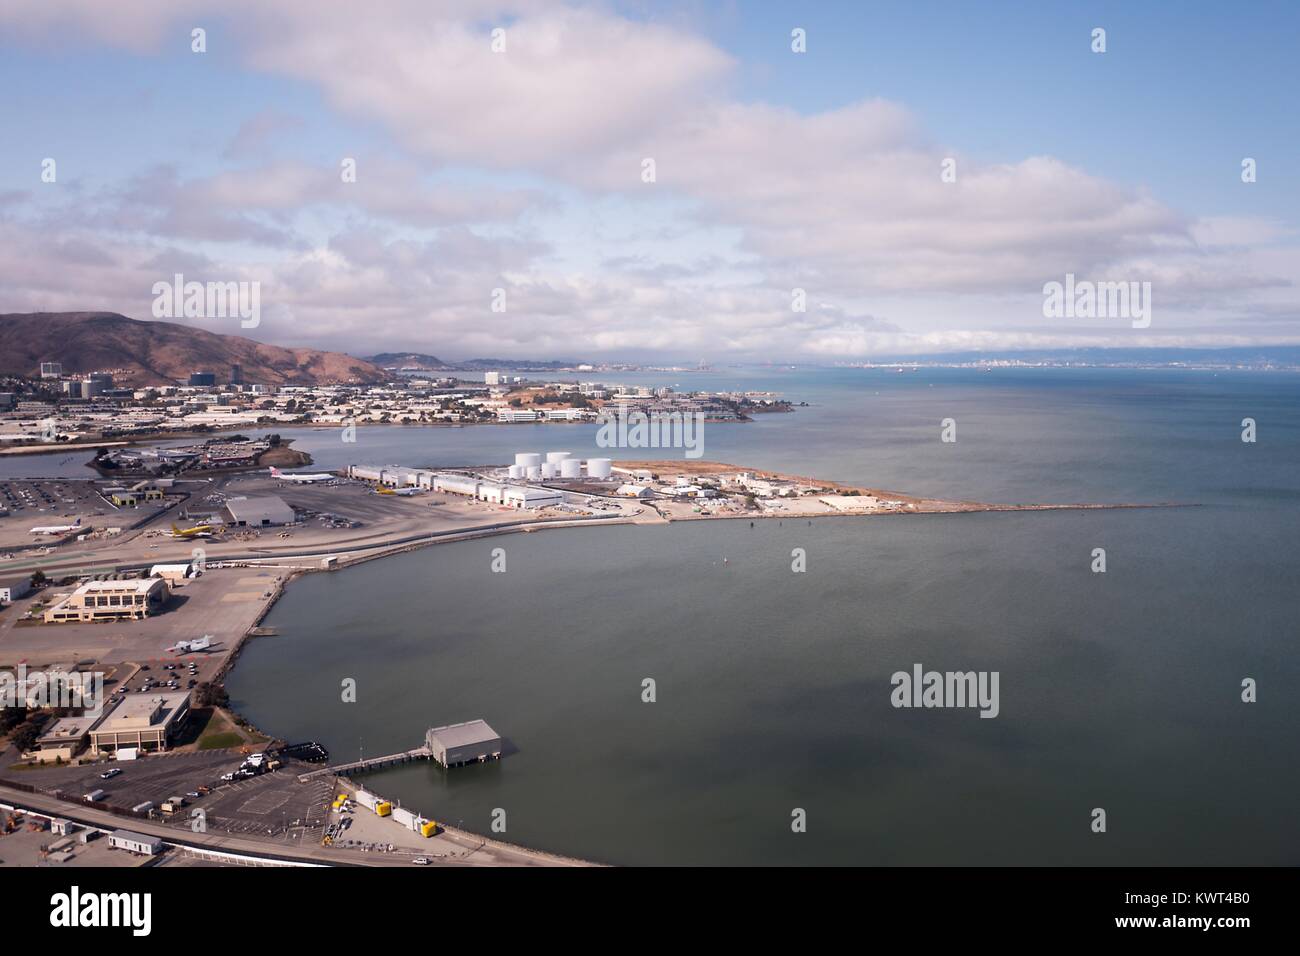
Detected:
left=9, top=748, right=334, bottom=842
left=0, top=479, right=114, bottom=550
left=16, top=749, right=248, bottom=806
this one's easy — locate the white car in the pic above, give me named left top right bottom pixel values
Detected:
left=412, top=857, right=430, bottom=866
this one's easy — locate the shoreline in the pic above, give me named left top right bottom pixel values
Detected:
left=213, top=486, right=1192, bottom=865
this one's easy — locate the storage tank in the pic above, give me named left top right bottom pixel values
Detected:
left=507, top=464, right=524, bottom=479
left=526, top=465, right=542, bottom=479
left=586, top=458, right=613, bottom=479
left=541, top=462, right=556, bottom=478
left=559, top=458, right=583, bottom=478
left=515, top=452, right=542, bottom=468
left=545, top=451, right=571, bottom=464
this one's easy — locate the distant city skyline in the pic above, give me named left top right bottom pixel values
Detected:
left=1, top=1, right=1297, bottom=360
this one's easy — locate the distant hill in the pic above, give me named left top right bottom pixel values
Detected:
left=368, top=352, right=446, bottom=369
left=0, top=312, right=388, bottom=386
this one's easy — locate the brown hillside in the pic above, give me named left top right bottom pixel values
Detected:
left=0, top=312, right=387, bottom=386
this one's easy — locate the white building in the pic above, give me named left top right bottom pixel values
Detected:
left=502, top=487, right=562, bottom=509
left=616, top=484, right=653, bottom=498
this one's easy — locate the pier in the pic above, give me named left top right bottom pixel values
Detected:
left=297, top=746, right=431, bottom=781
left=297, top=719, right=503, bottom=780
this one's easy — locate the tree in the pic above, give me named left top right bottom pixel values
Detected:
left=10, top=723, right=39, bottom=753
left=30, top=570, right=46, bottom=587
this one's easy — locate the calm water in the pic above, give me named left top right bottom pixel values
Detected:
left=215, top=368, right=1298, bottom=864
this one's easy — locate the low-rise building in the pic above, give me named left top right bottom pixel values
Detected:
left=108, top=829, right=164, bottom=855
left=89, top=691, right=191, bottom=754
left=32, top=714, right=103, bottom=763
left=0, top=575, right=32, bottom=604
left=43, top=578, right=169, bottom=623
left=149, top=563, right=195, bottom=584
left=426, top=719, right=502, bottom=768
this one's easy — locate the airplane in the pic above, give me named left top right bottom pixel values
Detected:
left=374, top=485, right=421, bottom=496
left=29, top=519, right=81, bottom=535
left=166, top=636, right=214, bottom=654
left=171, top=523, right=214, bottom=539
left=270, top=466, right=334, bottom=483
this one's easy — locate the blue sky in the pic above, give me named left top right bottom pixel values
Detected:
left=1, top=1, right=1296, bottom=360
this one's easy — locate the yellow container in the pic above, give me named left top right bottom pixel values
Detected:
left=420, top=820, right=438, bottom=838
left=375, top=801, right=392, bottom=817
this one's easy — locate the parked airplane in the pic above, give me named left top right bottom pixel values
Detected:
left=166, top=636, right=214, bottom=654
left=374, top=486, right=421, bottom=496
left=29, top=519, right=81, bottom=535
left=171, top=523, right=213, bottom=539
left=270, top=467, right=334, bottom=483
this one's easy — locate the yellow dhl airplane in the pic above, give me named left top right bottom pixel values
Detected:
left=373, top=483, right=421, bottom=496
left=171, top=522, right=214, bottom=539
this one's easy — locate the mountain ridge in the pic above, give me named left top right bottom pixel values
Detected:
left=0, top=312, right=387, bottom=386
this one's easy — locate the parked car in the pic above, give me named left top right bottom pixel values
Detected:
left=100, top=768, right=122, bottom=779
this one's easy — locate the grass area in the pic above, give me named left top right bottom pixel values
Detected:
left=192, top=706, right=270, bottom=751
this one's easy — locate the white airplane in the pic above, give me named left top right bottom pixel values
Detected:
left=166, top=635, right=214, bottom=654
left=29, top=519, right=81, bottom=535
left=269, top=467, right=334, bottom=483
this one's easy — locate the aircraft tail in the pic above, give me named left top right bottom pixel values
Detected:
left=270, top=466, right=283, bottom=477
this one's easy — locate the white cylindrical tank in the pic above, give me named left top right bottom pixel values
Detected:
left=526, top=465, right=541, bottom=479
left=559, top=458, right=583, bottom=478
left=507, top=464, right=524, bottom=479
left=515, top=452, right=542, bottom=468
left=545, top=451, right=571, bottom=464
left=586, top=458, right=613, bottom=479
left=541, top=462, right=556, bottom=478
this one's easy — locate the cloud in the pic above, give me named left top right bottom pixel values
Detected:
left=1, top=0, right=1297, bottom=358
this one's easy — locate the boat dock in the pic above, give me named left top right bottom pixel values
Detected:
left=298, top=746, right=431, bottom=781
left=296, top=719, right=504, bottom=781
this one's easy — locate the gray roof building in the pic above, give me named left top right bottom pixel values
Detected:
left=425, top=719, right=503, bottom=768
left=222, top=495, right=296, bottom=527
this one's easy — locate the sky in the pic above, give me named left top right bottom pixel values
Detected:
left=0, top=0, right=1297, bottom=361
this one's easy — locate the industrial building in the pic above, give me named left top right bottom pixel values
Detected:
left=221, top=495, right=296, bottom=527
left=149, top=562, right=196, bottom=584
left=426, top=719, right=503, bottom=768
left=0, top=575, right=32, bottom=604
left=108, top=830, right=164, bottom=856
left=43, top=578, right=169, bottom=623
left=89, top=691, right=191, bottom=754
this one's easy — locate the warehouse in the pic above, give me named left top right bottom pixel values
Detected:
left=149, top=562, right=196, bottom=584
left=426, top=719, right=503, bottom=768
left=222, top=495, right=295, bottom=527
left=433, top=473, right=480, bottom=497
left=0, top=575, right=32, bottom=604
left=502, top=487, right=562, bottom=509
left=615, top=484, right=653, bottom=498
left=108, top=829, right=164, bottom=856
